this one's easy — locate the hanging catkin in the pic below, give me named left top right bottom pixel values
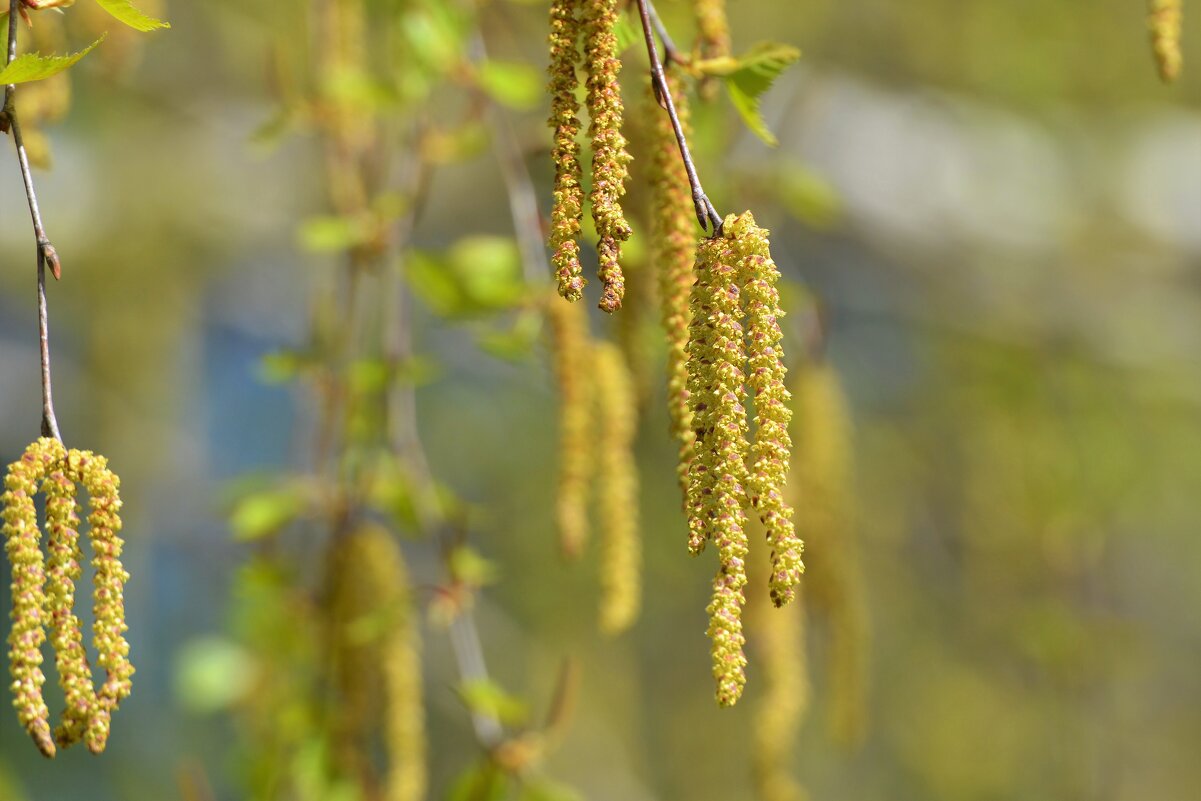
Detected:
left=593, top=342, right=641, bottom=635
left=1148, top=0, right=1184, bottom=82
left=582, top=0, right=633, bottom=313
left=548, top=0, right=586, bottom=300
left=732, top=213, right=804, bottom=608
left=2, top=439, right=133, bottom=757
left=546, top=296, right=593, bottom=558
left=789, top=359, right=868, bottom=747
left=748, top=555, right=809, bottom=801
left=650, top=70, right=697, bottom=507
left=686, top=231, right=751, bottom=704
left=693, top=0, right=731, bottom=99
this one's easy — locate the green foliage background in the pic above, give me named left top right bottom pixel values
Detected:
left=0, top=0, right=1199, bottom=799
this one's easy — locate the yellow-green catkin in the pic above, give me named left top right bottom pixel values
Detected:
left=2, top=438, right=63, bottom=757
left=687, top=234, right=751, bottom=704
left=68, top=449, right=132, bottom=755
left=372, top=530, right=426, bottom=801
left=789, top=360, right=868, bottom=747
left=730, top=213, right=804, bottom=608
left=1148, top=0, right=1184, bottom=82
left=593, top=343, right=641, bottom=635
left=42, top=470, right=93, bottom=750
left=582, top=0, right=633, bottom=313
left=546, top=296, right=593, bottom=559
left=693, top=0, right=731, bottom=99
left=748, top=559, right=809, bottom=801
left=650, top=71, right=697, bottom=506
left=548, top=0, right=586, bottom=301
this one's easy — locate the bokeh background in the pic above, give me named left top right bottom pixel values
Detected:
left=1, top=1, right=1200, bottom=799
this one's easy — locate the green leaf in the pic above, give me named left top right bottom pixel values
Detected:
left=613, top=12, right=639, bottom=55
left=94, top=0, right=170, bottom=32
left=476, top=310, right=543, bottom=362
left=229, top=485, right=308, bottom=541
left=0, top=36, right=105, bottom=86
left=297, top=215, right=371, bottom=253
left=448, top=761, right=510, bottom=801
left=448, top=545, right=500, bottom=588
left=476, top=60, right=542, bottom=110
left=173, top=637, right=256, bottom=713
left=720, top=42, right=801, bottom=147
left=519, top=779, right=586, bottom=801
left=457, top=679, right=529, bottom=726
left=407, top=236, right=526, bottom=318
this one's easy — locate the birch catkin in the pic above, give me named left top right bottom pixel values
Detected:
left=582, top=0, right=633, bottom=313
left=546, top=296, right=593, bottom=558
left=548, top=0, right=586, bottom=300
left=1148, top=0, right=1184, bottom=82
left=594, top=342, right=641, bottom=635
left=2, top=439, right=133, bottom=757
left=650, top=71, right=697, bottom=507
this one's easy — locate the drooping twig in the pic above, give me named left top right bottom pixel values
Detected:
left=634, top=0, right=723, bottom=234
left=3, top=0, right=62, bottom=442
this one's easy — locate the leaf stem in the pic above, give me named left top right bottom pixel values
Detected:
left=635, top=0, right=723, bottom=235
left=4, top=0, right=62, bottom=442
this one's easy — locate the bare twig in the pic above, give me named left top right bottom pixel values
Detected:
left=635, top=0, right=723, bottom=235
left=4, top=0, right=62, bottom=441
left=645, top=0, right=685, bottom=66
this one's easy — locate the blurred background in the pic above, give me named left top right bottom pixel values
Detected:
left=1, top=0, right=1199, bottom=799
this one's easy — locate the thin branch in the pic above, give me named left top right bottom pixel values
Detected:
left=645, top=0, right=685, bottom=66
left=4, top=0, right=62, bottom=441
left=635, top=0, right=723, bottom=235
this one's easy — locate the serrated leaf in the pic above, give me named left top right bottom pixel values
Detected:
left=94, top=0, right=170, bottom=32
left=0, top=36, right=104, bottom=86
left=721, top=42, right=801, bottom=147
left=613, top=12, right=639, bottom=54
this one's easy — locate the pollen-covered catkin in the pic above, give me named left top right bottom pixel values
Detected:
left=729, top=213, right=803, bottom=608
left=593, top=342, right=641, bottom=635
left=650, top=71, right=697, bottom=506
left=1148, top=0, right=1184, bottom=82
left=789, top=359, right=868, bottom=747
left=546, top=296, right=593, bottom=558
left=3, top=438, right=63, bottom=757
left=582, top=0, right=633, bottom=313
left=687, top=234, right=751, bottom=704
left=69, top=449, right=133, bottom=755
left=42, top=470, right=93, bottom=750
left=548, top=0, right=586, bottom=300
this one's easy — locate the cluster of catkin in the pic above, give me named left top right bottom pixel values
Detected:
left=2, top=438, right=132, bottom=757
left=1148, top=0, right=1184, bottom=81
left=545, top=297, right=642, bottom=635
left=548, top=0, right=633, bottom=313
left=682, top=212, right=804, bottom=706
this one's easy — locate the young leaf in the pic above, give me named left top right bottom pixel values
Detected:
left=0, top=36, right=104, bottom=86
left=720, top=42, right=801, bottom=147
left=94, top=0, right=170, bottom=32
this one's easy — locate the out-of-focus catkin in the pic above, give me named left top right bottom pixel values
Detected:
left=789, top=359, right=868, bottom=747
left=748, top=552, right=809, bottom=801
left=1148, top=0, right=1184, bottom=82
left=546, top=297, right=593, bottom=559
left=548, top=0, right=586, bottom=300
left=582, top=0, right=633, bottom=313
left=731, top=213, right=803, bottom=608
left=593, top=343, right=641, bottom=635
left=693, top=0, right=731, bottom=98
left=335, top=526, right=427, bottom=801
left=687, top=233, right=751, bottom=704
left=650, top=71, right=697, bottom=506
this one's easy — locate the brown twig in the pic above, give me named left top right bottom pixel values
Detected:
left=645, top=0, right=685, bottom=66
left=4, top=0, right=62, bottom=441
left=635, top=0, right=723, bottom=234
